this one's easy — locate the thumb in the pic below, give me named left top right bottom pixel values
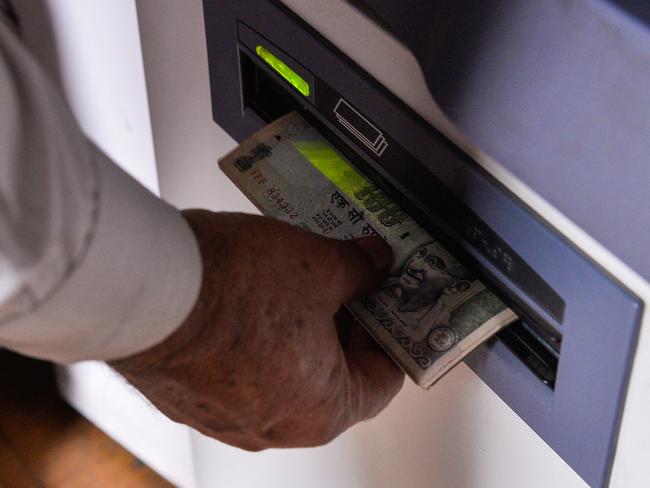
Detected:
left=331, top=236, right=394, bottom=303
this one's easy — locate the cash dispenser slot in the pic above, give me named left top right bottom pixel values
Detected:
left=239, top=44, right=561, bottom=388
left=203, top=4, right=643, bottom=485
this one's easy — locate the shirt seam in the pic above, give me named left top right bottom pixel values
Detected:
left=0, top=145, right=101, bottom=327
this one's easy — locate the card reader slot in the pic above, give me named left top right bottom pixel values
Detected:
left=239, top=48, right=560, bottom=388
left=498, top=321, right=558, bottom=387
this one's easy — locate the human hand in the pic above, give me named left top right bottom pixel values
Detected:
left=110, top=210, right=404, bottom=451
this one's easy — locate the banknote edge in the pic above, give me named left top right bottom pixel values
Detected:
left=419, top=308, right=517, bottom=389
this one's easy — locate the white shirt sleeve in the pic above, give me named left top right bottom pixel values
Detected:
left=0, top=13, right=202, bottom=363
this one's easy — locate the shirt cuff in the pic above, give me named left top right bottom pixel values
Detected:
left=0, top=144, right=202, bottom=363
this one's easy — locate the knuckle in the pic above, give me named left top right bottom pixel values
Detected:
left=314, top=240, right=350, bottom=300
left=324, top=239, right=348, bottom=276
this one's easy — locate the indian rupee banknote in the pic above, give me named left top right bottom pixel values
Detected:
left=219, top=112, right=517, bottom=388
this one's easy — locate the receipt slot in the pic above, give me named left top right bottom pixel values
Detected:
left=203, top=1, right=648, bottom=486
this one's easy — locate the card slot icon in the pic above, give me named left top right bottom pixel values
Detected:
left=333, top=98, right=388, bottom=157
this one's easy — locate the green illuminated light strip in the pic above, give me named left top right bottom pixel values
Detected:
left=255, top=45, right=310, bottom=97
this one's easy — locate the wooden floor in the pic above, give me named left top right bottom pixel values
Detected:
left=0, top=350, right=173, bottom=488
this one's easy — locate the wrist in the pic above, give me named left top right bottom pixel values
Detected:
left=110, top=209, right=217, bottom=379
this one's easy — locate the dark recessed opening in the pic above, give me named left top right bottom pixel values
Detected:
left=240, top=49, right=305, bottom=122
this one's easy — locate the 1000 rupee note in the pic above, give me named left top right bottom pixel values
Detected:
left=218, top=112, right=517, bottom=388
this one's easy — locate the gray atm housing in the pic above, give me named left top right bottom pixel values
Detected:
left=202, top=1, right=648, bottom=486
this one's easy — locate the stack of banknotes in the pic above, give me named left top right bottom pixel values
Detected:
left=219, top=112, right=517, bottom=388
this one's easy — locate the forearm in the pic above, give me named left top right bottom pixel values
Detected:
left=0, top=10, right=201, bottom=363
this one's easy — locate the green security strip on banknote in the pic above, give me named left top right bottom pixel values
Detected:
left=291, top=141, right=366, bottom=196
left=219, top=112, right=517, bottom=388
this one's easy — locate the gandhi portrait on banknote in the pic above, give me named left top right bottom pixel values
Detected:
left=381, top=241, right=474, bottom=344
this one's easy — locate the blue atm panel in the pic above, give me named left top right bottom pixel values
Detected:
left=202, top=2, right=643, bottom=486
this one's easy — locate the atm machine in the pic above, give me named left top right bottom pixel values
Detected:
left=55, top=1, right=649, bottom=487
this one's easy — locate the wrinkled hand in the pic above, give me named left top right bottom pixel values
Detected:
left=110, top=210, right=404, bottom=451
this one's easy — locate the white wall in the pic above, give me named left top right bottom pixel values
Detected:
left=135, top=0, right=255, bottom=214
left=15, top=0, right=159, bottom=193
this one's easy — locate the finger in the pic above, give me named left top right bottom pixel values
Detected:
left=329, top=236, right=394, bottom=304
left=336, top=310, right=383, bottom=353
left=336, top=312, right=374, bottom=351
left=334, top=308, right=355, bottom=349
left=342, top=348, right=405, bottom=425
left=347, top=321, right=382, bottom=350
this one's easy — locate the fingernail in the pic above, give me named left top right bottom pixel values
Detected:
left=355, top=237, right=394, bottom=272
